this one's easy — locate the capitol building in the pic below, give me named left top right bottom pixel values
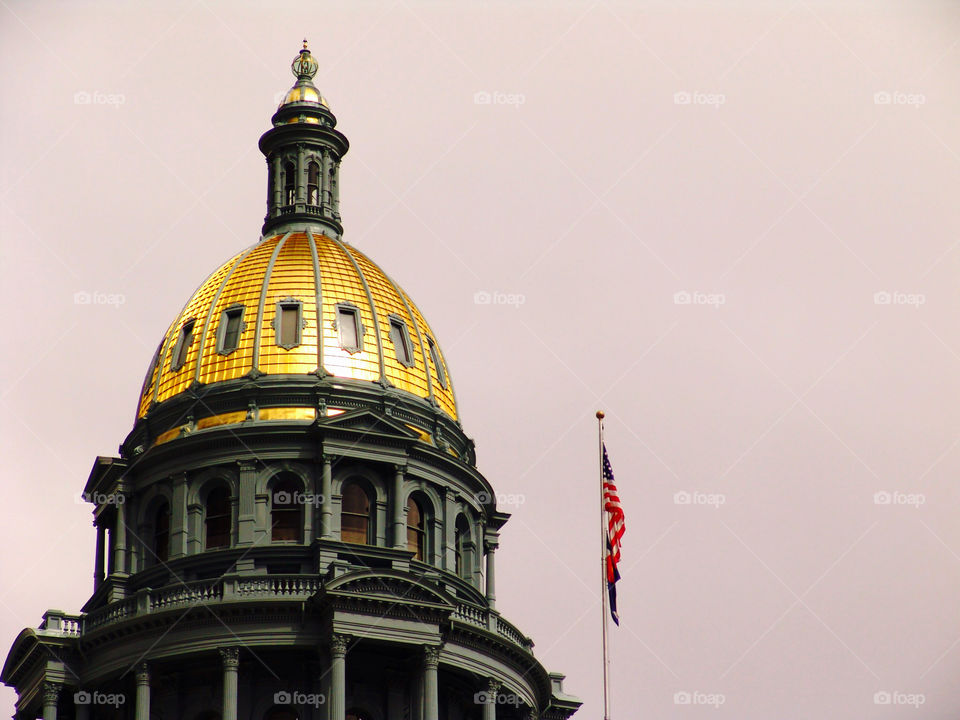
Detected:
left=1, top=42, right=581, bottom=720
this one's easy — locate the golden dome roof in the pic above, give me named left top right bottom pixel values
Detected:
left=138, top=230, right=457, bottom=421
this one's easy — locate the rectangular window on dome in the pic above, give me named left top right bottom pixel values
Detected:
left=218, top=307, right=245, bottom=355
left=170, top=320, right=195, bottom=372
left=427, top=337, right=446, bottom=389
left=337, top=306, right=361, bottom=353
left=276, top=301, right=302, bottom=349
left=389, top=317, right=414, bottom=367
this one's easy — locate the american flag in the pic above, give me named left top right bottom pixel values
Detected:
left=603, top=443, right=625, bottom=625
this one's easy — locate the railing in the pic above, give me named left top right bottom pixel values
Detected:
left=44, top=579, right=533, bottom=652
left=234, top=575, right=321, bottom=598
left=150, top=580, right=223, bottom=611
left=84, top=598, right=135, bottom=632
left=453, top=604, right=533, bottom=652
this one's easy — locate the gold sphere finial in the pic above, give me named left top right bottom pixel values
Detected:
left=596, top=410, right=605, bottom=420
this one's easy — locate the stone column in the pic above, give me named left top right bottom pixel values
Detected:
left=135, top=662, right=150, bottom=720
left=75, top=698, right=90, bottom=720
left=113, top=493, right=128, bottom=576
left=272, top=155, right=282, bottom=212
left=423, top=645, right=441, bottom=720
left=485, top=537, right=498, bottom=609
left=296, top=143, right=305, bottom=208
left=329, top=634, right=349, bottom=720
left=321, top=456, right=333, bottom=539
left=482, top=678, right=500, bottom=720
left=94, top=522, right=106, bottom=590
left=444, top=489, right=457, bottom=571
left=41, top=681, right=58, bottom=720
left=171, top=473, right=188, bottom=558
left=392, top=466, right=405, bottom=549
left=220, top=647, right=239, bottom=720
left=186, top=501, right=203, bottom=554
left=321, top=149, right=332, bottom=214
left=237, top=462, right=257, bottom=546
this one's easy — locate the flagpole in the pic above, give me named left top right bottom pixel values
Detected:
left=597, top=410, right=611, bottom=720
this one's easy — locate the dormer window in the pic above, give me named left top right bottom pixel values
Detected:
left=389, top=317, right=414, bottom=367
left=336, top=305, right=362, bottom=353
left=170, top=320, right=196, bottom=372
left=426, top=337, right=446, bottom=389
left=307, top=161, right=320, bottom=205
left=217, top=306, right=245, bottom=355
left=274, top=300, right=303, bottom=350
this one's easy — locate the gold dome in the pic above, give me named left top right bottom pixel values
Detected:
left=138, top=230, right=457, bottom=421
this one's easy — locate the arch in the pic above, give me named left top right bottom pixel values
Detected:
left=136, top=488, right=173, bottom=571
left=406, top=490, right=435, bottom=563
left=204, top=484, right=232, bottom=550
left=454, top=513, right=471, bottom=578
left=283, top=160, right=296, bottom=205
left=341, top=478, right=373, bottom=545
left=307, top=161, right=320, bottom=205
left=270, top=471, right=304, bottom=543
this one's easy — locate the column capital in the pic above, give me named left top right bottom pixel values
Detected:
left=219, top=647, right=240, bottom=669
left=135, top=662, right=150, bottom=684
left=41, top=681, right=60, bottom=704
left=485, top=677, right=501, bottom=695
left=330, top=633, right=351, bottom=658
left=423, top=644, right=442, bottom=669
left=484, top=538, right=499, bottom=553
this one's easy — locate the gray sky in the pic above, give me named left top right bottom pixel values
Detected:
left=1, top=1, right=959, bottom=717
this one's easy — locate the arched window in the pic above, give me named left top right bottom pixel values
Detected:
left=407, top=497, right=426, bottom=562
left=341, top=482, right=371, bottom=545
left=283, top=161, right=296, bottom=205
left=307, top=161, right=320, bottom=205
left=153, top=502, right=170, bottom=564
left=205, top=486, right=231, bottom=549
left=265, top=707, right=298, bottom=720
left=455, top=514, right=470, bottom=578
left=271, top=474, right=303, bottom=543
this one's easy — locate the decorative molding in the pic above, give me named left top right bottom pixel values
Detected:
left=219, top=646, right=240, bottom=669
left=41, top=681, right=59, bottom=704
left=330, top=633, right=350, bottom=658
left=423, top=644, right=442, bottom=669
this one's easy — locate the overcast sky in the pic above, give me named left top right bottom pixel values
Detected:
left=1, top=0, right=959, bottom=717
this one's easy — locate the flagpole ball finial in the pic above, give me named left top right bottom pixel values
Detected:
left=596, top=410, right=605, bottom=419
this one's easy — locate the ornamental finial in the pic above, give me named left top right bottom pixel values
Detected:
left=292, top=40, right=318, bottom=80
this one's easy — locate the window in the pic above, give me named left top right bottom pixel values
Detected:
left=427, top=337, right=446, bottom=389
left=407, top=498, right=426, bottom=561
left=205, top=486, right=231, bottom=549
left=170, top=320, right=196, bottom=372
left=218, top=306, right=245, bottom=355
left=307, top=161, right=320, bottom=205
left=389, top=317, right=414, bottom=367
left=275, top=301, right=302, bottom=349
left=153, top=502, right=170, bottom=564
left=455, top=515, right=470, bottom=578
left=283, top=161, right=296, bottom=205
left=341, top=482, right=371, bottom=545
left=271, top=474, right=303, bottom=543
left=336, top=305, right=362, bottom=353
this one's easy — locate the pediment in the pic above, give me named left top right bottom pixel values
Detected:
left=318, top=408, right=420, bottom=440
left=322, top=569, right=456, bottom=609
